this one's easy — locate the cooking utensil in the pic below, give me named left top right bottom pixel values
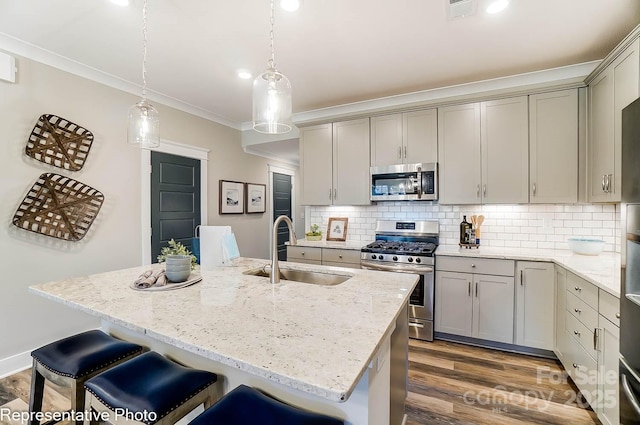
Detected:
left=475, top=215, right=485, bottom=243
left=471, top=215, right=477, bottom=228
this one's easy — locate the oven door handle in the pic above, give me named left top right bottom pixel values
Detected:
left=361, top=261, right=433, bottom=274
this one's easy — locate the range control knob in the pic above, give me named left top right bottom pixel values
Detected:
left=408, top=257, right=414, bottom=263
left=393, top=256, right=398, bottom=261
left=371, top=254, right=377, bottom=260
left=415, top=257, right=421, bottom=263
left=379, top=255, right=384, bottom=260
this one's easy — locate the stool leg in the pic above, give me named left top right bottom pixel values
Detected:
left=28, top=361, right=45, bottom=425
left=71, top=381, right=86, bottom=425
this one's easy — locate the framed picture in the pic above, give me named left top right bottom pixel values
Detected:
left=219, top=180, right=244, bottom=214
left=327, top=217, right=349, bottom=241
left=245, top=183, right=266, bottom=214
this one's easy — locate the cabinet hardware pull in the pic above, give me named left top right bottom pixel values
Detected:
left=574, top=286, right=582, bottom=292
left=483, top=185, right=487, bottom=197
left=403, top=146, right=407, bottom=159
left=334, top=188, right=337, bottom=200
left=574, top=330, right=581, bottom=336
left=475, top=282, right=478, bottom=297
left=573, top=363, right=579, bottom=369
left=471, top=263, right=476, bottom=268
left=607, top=174, right=612, bottom=193
left=616, top=312, right=621, bottom=319
left=329, top=188, right=332, bottom=200
left=602, top=174, right=606, bottom=192
left=468, top=281, right=471, bottom=296
left=338, top=255, right=343, bottom=259
left=408, top=322, right=425, bottom=328
left=520, top=269, right=524, bottom=286
left=301, top=252, right=305, bottom=256
left=574, top=308, right=581, bottom=314
left=398, top=146, right=402, bottom=159
left=532, top=183, right=536, bottom=196
left=477, top=185, right=480, bottom=198
left=594, top=328, right=600, bottom=351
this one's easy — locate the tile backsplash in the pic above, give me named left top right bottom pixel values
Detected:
left=307, top=203, right=621, bottom=252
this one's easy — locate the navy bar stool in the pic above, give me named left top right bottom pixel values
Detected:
left=83, top=351, right=218, bottom=425
left=29, top=329, right=144, bottom=425
left=189, top=385, right=344, bottom=425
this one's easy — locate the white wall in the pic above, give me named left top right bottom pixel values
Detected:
left=0, top=54, right=295, bottom=365
left=309, top=203, right=621, bottom=252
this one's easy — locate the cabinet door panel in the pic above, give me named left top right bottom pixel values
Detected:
left=371, top=114, right=402, bottom=167
left=481, top=96, right=529, bottom=204
left=333, top=118, right=371, bottom=205
left=300, top=124, right=333, bottom=205
left=435, top=271, right=473, bottom=336
left=404, top=109, right=437, bottom=164
left=598, top=316, right=619, bottom=425
left=516, top=262, right=555, bottom=350
left=588, top=71, right=614, bottom=202
left=438, top=103, right=481, bottom=204
left=529, top=90, right=578, bottom=203
left=555, top=266, right=568, bottom=363
left=473, top=274, right=514, bottom=344
left=612, top=38, right=640, bottom=200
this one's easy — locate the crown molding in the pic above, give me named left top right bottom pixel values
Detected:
left=0, top=32, right=242, bottom=130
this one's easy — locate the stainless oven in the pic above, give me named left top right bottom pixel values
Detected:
left=370, top=163, right=438, bottom=201
left=361, top=220, right=438, bottom=341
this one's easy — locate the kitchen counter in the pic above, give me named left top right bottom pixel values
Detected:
left=436, top=245, right=621, bottom=297
left=29, top=258, right=417, bottom=406
left=288, top=239, right=372, bottom=250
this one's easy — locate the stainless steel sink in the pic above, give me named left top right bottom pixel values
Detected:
left=244, top=267, right=352, bottom=286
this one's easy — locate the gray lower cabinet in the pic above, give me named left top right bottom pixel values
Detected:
left=435, top=256, right=515, bottom=344
left=287, top=246, right=361, bottom=269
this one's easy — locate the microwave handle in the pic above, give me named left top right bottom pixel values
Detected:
left=417, top=171, right=422, bottom=199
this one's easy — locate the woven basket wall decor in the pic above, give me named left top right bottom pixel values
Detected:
left=25, top=114, right=94, bottom=171
left=12, top=173, right=104, bottom=241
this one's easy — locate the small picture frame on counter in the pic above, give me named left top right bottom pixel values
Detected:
left=219, top=180, right=244, bottom=214
left=327, top=217, right=348, bottom=241
left=245, top=183, right=266, bottom=214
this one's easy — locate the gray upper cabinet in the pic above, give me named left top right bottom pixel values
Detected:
left=438, top=97, right=528, bottom=204
left=299, top=119, right=370, bottom=206
left=587, top=36, right=640, bottom=202
left=370, top=110, right=437, bottom=166
left=529, top=89, right=579, bottom=203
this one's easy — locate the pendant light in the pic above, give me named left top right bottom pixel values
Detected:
left=127, top=0, right=160, bottom=148
left=252, top=0, right=292, bottom=134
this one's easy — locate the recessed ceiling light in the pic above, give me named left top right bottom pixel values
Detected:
left=486, top=0, right=509, bottom=14
left=237, top=70, right=252, bottom=80
left=280, top=0, right=301, bottom=12
left=110, top=0, right=129, bottom=6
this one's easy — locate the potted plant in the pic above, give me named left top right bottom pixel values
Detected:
left=305, top=224, right=322, bottom=241
left=157, top=239, right=198, bottom=282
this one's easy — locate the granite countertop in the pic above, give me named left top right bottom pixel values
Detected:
left=436, top=245, right=621, bottom=297
left=30, top=258, right=417, bottom=402
left=287, top=239, right=372, bottom=250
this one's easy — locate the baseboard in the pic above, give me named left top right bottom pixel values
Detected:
left=0, top=350, right=31, bottom=379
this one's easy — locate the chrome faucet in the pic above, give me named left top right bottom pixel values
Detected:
left=271, top=215, right=297, bottom=284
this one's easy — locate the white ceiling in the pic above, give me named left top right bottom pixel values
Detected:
left=0, top=0, right=639, bottom=130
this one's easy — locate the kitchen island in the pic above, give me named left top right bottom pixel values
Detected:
left=30, top=258, right=418, bottom=425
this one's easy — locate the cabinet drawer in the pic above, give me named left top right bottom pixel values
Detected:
left=437, top=256, right=514, bottom=277
left=287, top=246, right=322, bottom=261
left=322, top=248, right=361, bottom=264
left=566, top=291, right=598, bottom=330
left=566, top=272, right=598, bottom=307
left=599, top=290, right=620, bottom=327
left=564, top=329, right=598, bottom=407
left=566, top=311, right=597, bottom=361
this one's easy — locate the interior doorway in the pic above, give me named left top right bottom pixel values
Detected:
left=273, top=173, right=292, bottom=261
left=150, top=151, right=201, bottom=262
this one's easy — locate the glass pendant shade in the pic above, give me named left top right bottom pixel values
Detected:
left=253, top=68, right=292, bottom=134
left=127, top=99, right=160, bottom=148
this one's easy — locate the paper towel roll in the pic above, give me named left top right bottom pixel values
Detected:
left=199, top=226, right=231, bottom=270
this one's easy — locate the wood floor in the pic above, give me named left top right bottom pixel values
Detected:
left=406, top=339, right=601, bottom=425
left=0, top=340, right=601, bottom=425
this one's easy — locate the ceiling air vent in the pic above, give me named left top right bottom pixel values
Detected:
left=448, top=0, right=477, bottom=19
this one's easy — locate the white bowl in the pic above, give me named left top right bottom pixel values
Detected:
left=567, top=237, right=605, bottom=255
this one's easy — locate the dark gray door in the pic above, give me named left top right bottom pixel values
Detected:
left=151, top=152, right=201, bottom=263
left=273, top=173, right=292, bottom=261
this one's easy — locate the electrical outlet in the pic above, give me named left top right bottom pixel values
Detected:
left=300, top=211, right=305, bottom=219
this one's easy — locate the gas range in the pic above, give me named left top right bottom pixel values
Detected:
left=360, top=220, right=439, bottom=267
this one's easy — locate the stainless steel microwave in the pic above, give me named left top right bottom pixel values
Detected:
left=370, top=163, right=438, bottom=201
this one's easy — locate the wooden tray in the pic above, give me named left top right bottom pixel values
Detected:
left=459, top=243, right=480, bottom=249
left=25, top=114, right=94, bottom=171
left=12, top=173, right=104, bottom=241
